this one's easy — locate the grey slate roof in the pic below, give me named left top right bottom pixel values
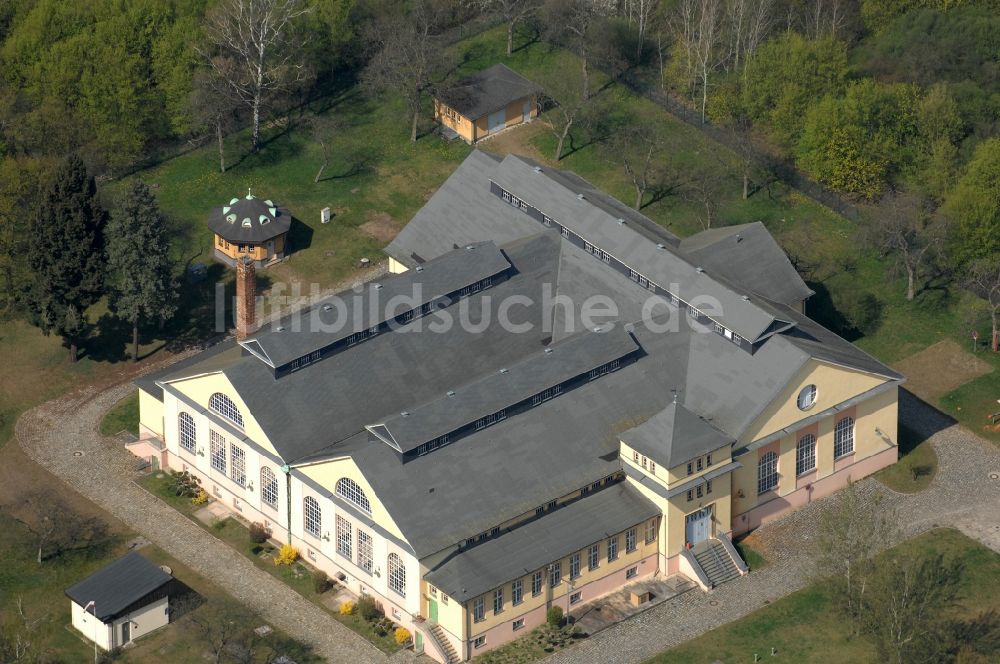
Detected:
left=373, top=325, right=638, bottom=453
left=385, top=151, right=538, bottom=268
left=243, top=241, right=511, bottom=368
left=620, top=401, right=733, bottom=467
left=134, top=339, right=240, bottom=401
left=424, top=482, right=658, bottom=602
left=679, top=223, right=813, bottom=307
left=207, top=194, right=291, bottom=243
left=437, top=64, right=540, bottom=120
left=65, top=552, right=173, bottom=621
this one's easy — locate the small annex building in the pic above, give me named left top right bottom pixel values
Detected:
left=208, top=190, right=291, bottom=267
left=435, top=64, right=540, bottom=143
left=66, top=552, right=177, bottom=651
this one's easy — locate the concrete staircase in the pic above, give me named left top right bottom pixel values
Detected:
left=692, top=538, right=744, bottom=588
left=427, top=622, right=460, bottom=664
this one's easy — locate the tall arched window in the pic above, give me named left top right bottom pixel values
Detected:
left=834, top=416, right=855, bottom=458
left=796, top=434, right=817, bottom=476
left=261, top=467, right=279, bottom=510
left=303, top=496, right=322, bottom=539
left=178, top=412, right=196, bottom=454
left=209, top=392, right=244, bottom=428
left=757, top=451, right=778, bottom=495
left=336, top=478, right=371, bottom=514
left=388, top=553, right=406, bottom=597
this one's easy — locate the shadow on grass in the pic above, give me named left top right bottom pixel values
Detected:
left=288, top=216, right=314, bottom=254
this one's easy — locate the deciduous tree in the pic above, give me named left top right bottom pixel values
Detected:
left=540, top=67, right=595, bottom=161
left=943, top=138, right=1000, bottom=267
left=25, top=154, right=105, bottom=362
left=541, top=0, right=615, bottom=100
left=965, top=258, right=1000, bottom=352
left=866, top=191, right=945, bottom=301
left=106, top=180, right=178, bottom=363
left=190, top=71, right=241, bottom=174
left=467, top=0, right=541, bottom=55
left=200, top=0, right=312, bottom=152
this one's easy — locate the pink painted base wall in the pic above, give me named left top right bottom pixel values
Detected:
left=466, top=552, right=658, bottom=659
left=733, top=446, right=897, bottom=535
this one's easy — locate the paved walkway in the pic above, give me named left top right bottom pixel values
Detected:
left=15, top=374, right=416, bottom=664
left=18, top=372, right=1000, bottom=664
left=544, top=391, right=1000, bottom=664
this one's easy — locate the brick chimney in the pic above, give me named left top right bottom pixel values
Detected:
left=235, top=257, right=256, bottom=340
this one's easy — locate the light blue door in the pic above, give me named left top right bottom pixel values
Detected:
left=523, top=100, right=532, bottom=121
left=488, top=109, right=506, bottom=134
left=685, top=507, right=712, bottom=545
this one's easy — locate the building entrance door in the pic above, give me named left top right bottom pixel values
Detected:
left=121, top=621, right=131, bottom=644
left=428, top=598, right=438, bottom=622
left=522, top=100, right=531, bottom=122
left=685, top=507, right=712, bottom=546
left=488, top=109, right=506, bottom=134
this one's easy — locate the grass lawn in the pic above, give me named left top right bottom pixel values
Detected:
left=136, top=471, right=205, bottom=516
left=940, top=370, right=1000, bottom=445
left=648, top=528, right=1000, bottom=664
left=100, top=389, right=140, bottom=437
left=472, top=623, right=584, bottom=663
left=876, top=424, right=938, bottom=493
left=0, top=510, right=313, bottom=663
left=734, top=540, right=768, bottom=570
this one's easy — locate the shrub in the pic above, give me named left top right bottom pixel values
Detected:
left=394, top=627, right=411, bottom=646
left=546, top=606, right=564, bottom=628
left=191, top=489, right=208, bottom=506
left=273, top=544, right=299, bottom=566
left=357, top=595, right=382, bottom=622
left=313, top=571, right=331, bottom=594
left=167, top=471, right=201, bottom=498
left=249, top=522, right=270, bottom=544
left=339, top=600, right=356, bottom=616
left=373, top=617, right=393, bottom=637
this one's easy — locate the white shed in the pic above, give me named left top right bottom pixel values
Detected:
left=66, top=552, right=176, bottom=650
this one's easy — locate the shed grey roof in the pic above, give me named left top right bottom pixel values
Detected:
left=437, top=64, right=540, bottom=120
left=679, top=223, right=813, bottom=307
left=424, top=482, right=658, bottom=602
left=207, top=193, right=291, bottom=243
left=620, top=401, right=733, bottom=467
left=373, top=325, right=638, bottom=453
left=242, top=241, right=511, bottom=368
left=65, top=552, right=173, bottom=621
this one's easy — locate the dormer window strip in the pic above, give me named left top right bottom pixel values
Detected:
left=489, top=180, right=749, bottom=351
left=275, top=272, right=503, bottom=376
left=400, top=351, right=636, bottom=461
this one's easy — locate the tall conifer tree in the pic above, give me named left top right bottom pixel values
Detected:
left=27, top=154, right=106, bottom=362
left=106, top=180, right=178, bottom=363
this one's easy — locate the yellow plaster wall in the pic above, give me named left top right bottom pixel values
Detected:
left=138, top=388, right=164, bottom=437
left=164, top=372, right=279, bottom=458
left=424, top=581, right=467, bottom=639
left=296, top=458, right=408, bottom=543
left=388, top=257, right=409, bottom=274
left=462, top=519, right=658, bottom=637
left=741, top=360, right=887, bottom=445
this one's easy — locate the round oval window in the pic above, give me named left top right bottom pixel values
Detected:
left=797, top=385, right=817, bottom=411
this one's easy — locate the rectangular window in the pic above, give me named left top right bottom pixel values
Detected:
left=357, top=529, right=373, bottom=573
left=531, top=571, right=543, bottom=596
left=474, top=636, right=486, bottom=649
left=210, top=431, right=226, bottom=474
left=512, top=579, right=523, bottom=605
left=696, top=485, right=703, bottom=498
left=493, top=588, right=503, bottom=615
left=549, top=562, right=561, bottom=587
left=502, top=190, right=511, bottom=202
left=570, top=552, right=581, bottom=579
left=687, top=489, right=694, bottom=502
left=473, top=597, right=485, bottom=623
left=688, top=307, right=701, bottom=320
left=626, top=527, right=637, bottom=553
left=229, top=443, right=246, bottom=486
left=584, top=242, right=594, bottom=253
left=706, top=453, right=713, bottom=466
left=535, top=506, right=544, bottom=517
left=442, top=594, right=449, bottom=605
left=732, top=333, right=743, bottom=345
left=697, top=457, right=703, bottom=471
left=601, top=250, right=611, bottom=264
left=645, top=518, right=657, bottom=544
left=588, top=544, right=599, bottom=571
left=607, top=536, right=618, bottom=562
left=714, top=322, right=725, bottom=335
left=629, top=269, right=639, bottom=282
left=706, top=480, right=713, bottom=494
left=633, top=450, right=640, bottom=463
left=513, top=618, right=524, bottom=631
left=626, top=566, right=638, bottom=579
left=649, top=460, right=656, bottom=474
left=641, top=456, right=647, bottom=469
left=639, top=276, right=649, bottom=288
left=570, top=591, right=582, bottom=605
left=490, top=526, right=500, bottom=537
left=835, top=417, right=855, bottom=458
left=686, top=462, right=693, bottom=476
left=336, top=514, right=352, bottom=559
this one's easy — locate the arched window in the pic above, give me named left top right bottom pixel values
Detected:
left=303, top=496, right=322, bottom=539
left=796, top=434, right=816, bottom=476
left=388, top=553, right=406, bottom=597
left=178, top=412, right=196, bottom=454
left=261, top=467, right=279, bottom=510
left=757, top=451, right=778, bottom=495
left=209, top=392, right=243, bottom=428
left=336, top=478, right=371, bottom=514
left=834, top=416, right=855, bottom=458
